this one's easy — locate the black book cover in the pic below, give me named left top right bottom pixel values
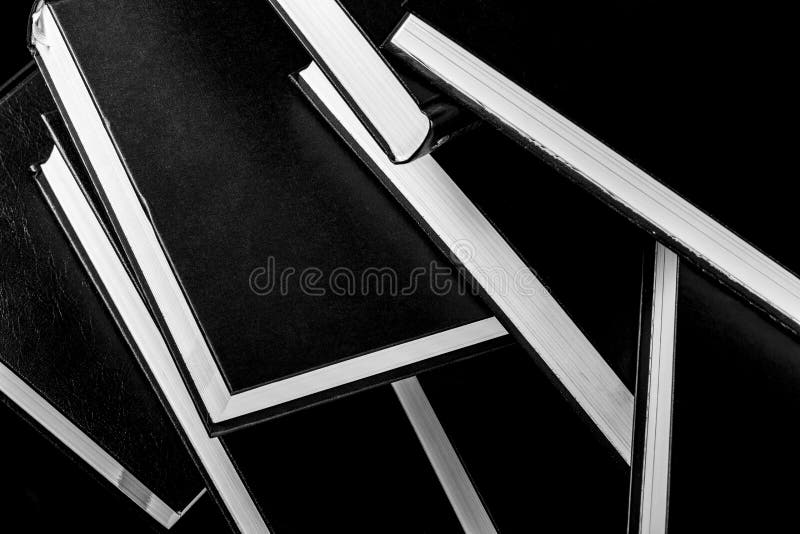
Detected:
left=39, top=131, right=480, bottom=532
left=417, top=344, right=630, bottom=532
left=668, top=263, right=800, bottom=531
left=0, top=69, right=205, bottom=520
left=33, top=0, right=507, bottom=433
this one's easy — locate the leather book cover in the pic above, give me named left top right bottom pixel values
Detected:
left=0, top=66, right=206, bottom=523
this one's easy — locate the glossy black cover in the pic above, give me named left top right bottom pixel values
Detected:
left=417, top=344, right=630, bottom=532
left=669, top=263, right=800, bottom=531
left=0, top=69, right=203, bottom=514
left=396, top=1, right=799, bottom=317
left=42, top=0, right=492, bottom=401
left=222, top=384, right=463, bottom=534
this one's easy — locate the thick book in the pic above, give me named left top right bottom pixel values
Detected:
left=30, top=0, right=509, bottom=434
left=38, top=148, right=496, bottom=534
left=296, top=61, right=646, bottom=461
left=283, top=0, right=648, bottom=388
left=38, top=132, right=498, bottom=532
left=396, top=1, right=796, bottom=274
left=0, top=65, right=206, bottom=529
left=261, top=1, right=475, bottom=162
left=378, top=4, right=800, bottom=336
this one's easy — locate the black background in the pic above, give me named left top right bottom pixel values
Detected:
left=670, top=264, right=800, bottom=532
left=3, top=1, right=798, bottom=532
left=1, top=1, right=34, bottom=84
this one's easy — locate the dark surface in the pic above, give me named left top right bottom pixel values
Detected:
left=0, top=69, right=203, bottom=512
left=9, top=2, right=799, bottom=532
left=223, top=384, right=462, bottom=534
left=670, top=263, right=800, bottom=532
left=339, top=0, right=407, bottom=53
left=171, top=491, right=232, bottom=534
left=434, top=125, right=648, bottom=390
left=0, top=2, right=33, bottom=85
left=45, top=0, right=491, bottom=396
left=0, top=399, right=227, bottom=533
left=401, top=1, right=800, bottom=280
left=323, top=1, right=648, bottom=389
left=418, top=344, right=630, bottom=532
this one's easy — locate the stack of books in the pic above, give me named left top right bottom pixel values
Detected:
left=1, top=1, right=796, bottom=532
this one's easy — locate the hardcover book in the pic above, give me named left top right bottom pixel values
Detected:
left=38, top=115, right=497, bottom=531
left=30, top=0, right=509, bottom=434
left=295, top=61, right=645, bottom=460
left=379, top=2, right=800, bottom=335
left=398, top=0, right=796, bottom=276
left=0, top=66, right=206, bottom=529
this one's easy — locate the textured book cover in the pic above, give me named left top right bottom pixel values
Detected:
left=0, top=67, right=206, bottom=526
